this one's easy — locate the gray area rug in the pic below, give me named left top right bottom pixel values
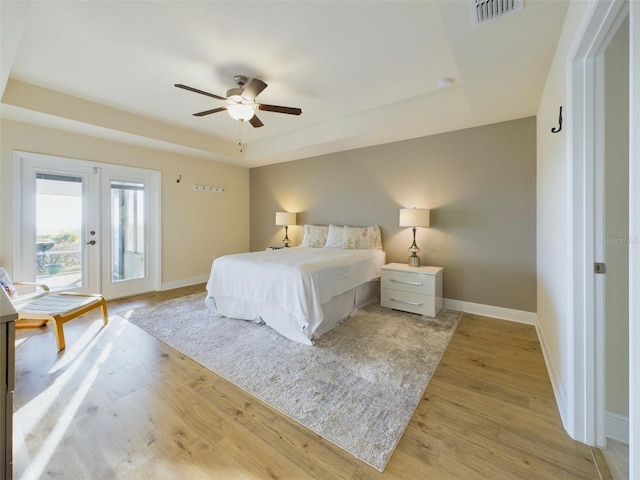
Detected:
left=123, top=294, right=461, bottom=471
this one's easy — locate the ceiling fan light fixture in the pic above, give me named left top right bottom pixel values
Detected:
left=176, top=76, right=300, bottom=127
left=227, top=103, right=255, bottom=121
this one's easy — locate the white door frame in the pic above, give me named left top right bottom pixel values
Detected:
left=13, top=151, right=161, bottom=299
left=570, top=0, right=638, bottom=476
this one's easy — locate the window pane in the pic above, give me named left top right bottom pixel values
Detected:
left=111, top=181, right=146, bottom=281
left=35, top=173, right=83, bottom=288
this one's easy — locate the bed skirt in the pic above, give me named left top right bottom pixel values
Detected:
left=206, top=279, right=380, bottom=344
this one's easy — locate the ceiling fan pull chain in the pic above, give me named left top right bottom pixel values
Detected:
left=238, top=121, right=243, bottom=153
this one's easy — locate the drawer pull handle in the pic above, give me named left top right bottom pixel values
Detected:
left=390, top=279, right=423, bottom=286
left=390, top=298, right=423, bottom=307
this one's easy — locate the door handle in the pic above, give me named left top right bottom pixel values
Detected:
left=85, top=240, right=96, bottom=245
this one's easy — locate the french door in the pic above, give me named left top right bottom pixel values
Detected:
left=14, top=152, right=161, bottom=299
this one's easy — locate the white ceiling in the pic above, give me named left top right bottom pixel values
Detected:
left=0, top=0, right=569, bottom=168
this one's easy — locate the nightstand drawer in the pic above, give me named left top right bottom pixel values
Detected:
left=380, top=263, right=443, bottom=317
left=380, top=289, right=438, bottom=317
left=381, top=270, right=435, bottom=295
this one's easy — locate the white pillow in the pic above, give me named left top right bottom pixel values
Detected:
left=324, top=225, right=344, bottom=248
left=301, top=225, right=329, bottom=248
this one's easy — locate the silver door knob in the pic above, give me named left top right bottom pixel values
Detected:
left=85, top=240, right=96, bottom=245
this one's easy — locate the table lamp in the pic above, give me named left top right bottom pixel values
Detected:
left=275, top=212, right=297, bottom=247
left=399, top=208, right=430, bottom=267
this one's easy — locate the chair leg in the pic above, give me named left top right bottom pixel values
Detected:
left=99, top=298, right=109, bottom=325
left=53, top=319, right=66, bottom=351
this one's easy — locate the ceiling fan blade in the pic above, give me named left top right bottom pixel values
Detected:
left=257, top=104, right=302, bottom=115
left=242, top=78, right=267, bottom=100
left=175, top=83, right=226, bottom=101
left=193, top=106, right=227, bottom=117
left=249, top=115, right=264, bottom=128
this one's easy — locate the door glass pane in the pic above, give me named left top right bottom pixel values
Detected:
left=35, top=173, right=83, bottom=288
left=111, top=181, right=146, bottom=282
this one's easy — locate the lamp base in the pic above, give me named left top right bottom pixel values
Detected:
left=282, top=225, right=291, bottom=247
left=408, top=254, right=421, bottom=267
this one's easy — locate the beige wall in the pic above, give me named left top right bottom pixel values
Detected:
left=250, top=117, right=536, bottom=313
left=0, top=119, right=250, bottom=287
left=536, top=0, right=590, bottom=428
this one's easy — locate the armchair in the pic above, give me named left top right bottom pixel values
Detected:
left=0, top=267, right=108, bottom=351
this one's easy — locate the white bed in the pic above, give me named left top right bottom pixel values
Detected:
left=205, top=246, right=386, bottom=344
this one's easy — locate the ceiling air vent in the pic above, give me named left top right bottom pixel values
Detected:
left=470, top=0, right=524, bottom=27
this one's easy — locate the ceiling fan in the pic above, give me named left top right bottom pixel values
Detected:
left=175, top=75, right=302, bottom=128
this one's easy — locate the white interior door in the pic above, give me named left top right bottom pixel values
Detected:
left=570, top=1, right=637, bottom=476
left=14, top=152, right=161, bottom=299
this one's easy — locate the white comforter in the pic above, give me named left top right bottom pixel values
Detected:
left=205, top=247, right=386, bottom=343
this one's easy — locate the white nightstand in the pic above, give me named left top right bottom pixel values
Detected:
left=380, top=263, right=443, bottom=317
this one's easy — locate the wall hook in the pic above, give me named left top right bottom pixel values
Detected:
left=551, top=106, right=563, bottom=133
left=176, top=174, right=182, bottom=183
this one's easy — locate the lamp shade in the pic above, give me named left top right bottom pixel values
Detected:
left=399, top=208, right=430, bottom=228
left=275, top=212, right=297, bottom=226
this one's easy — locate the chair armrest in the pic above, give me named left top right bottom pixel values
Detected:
left=12, top=282, right=50, bottom=306
left=14, top=281, right=50, bottom=292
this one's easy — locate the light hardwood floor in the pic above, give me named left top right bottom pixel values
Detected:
left=12, top=285, right=600, bottom=479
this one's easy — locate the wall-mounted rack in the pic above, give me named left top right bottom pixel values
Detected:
left=193, top=185, right=225, bottom=193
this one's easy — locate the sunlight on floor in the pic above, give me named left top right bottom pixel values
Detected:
left=18, top=328, right=102, bottom=431
left=47, top=317, right=112, bottom=374
left=14, top=337, right=31, bottom=349
left=27, top=343, right=113, bottom=479
left=14, top=319, right=115, bottom=479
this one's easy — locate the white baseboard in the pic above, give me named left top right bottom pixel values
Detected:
left=606, top=411, right=629, bottom=444
left=443, top=298, right=538, bottom=325
left=161, top=275, right=208, bottom=291
left=535, top=321, right=571, bottom=435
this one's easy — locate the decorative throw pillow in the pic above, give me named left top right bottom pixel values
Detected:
left=342, top=225, right=383, bottom=250
left=301, top=225, right=329, bottom=248
left=324, top=225, right=344, bottom=248
left=0, top=267, right=16, bottom=298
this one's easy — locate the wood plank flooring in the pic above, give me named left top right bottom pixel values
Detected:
left=12, top=285, right=599, bottom=479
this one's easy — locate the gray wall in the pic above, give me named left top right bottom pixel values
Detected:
left=250, top=117, right=536, bottom=312
left=604, top=18, right=629, bottom=420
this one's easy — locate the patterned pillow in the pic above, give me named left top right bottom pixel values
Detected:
left=342, top=225, right=383, bottom=250
left=301, top=225, right=329, bottom=248
left=0, top=267, right=15, bottom=298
